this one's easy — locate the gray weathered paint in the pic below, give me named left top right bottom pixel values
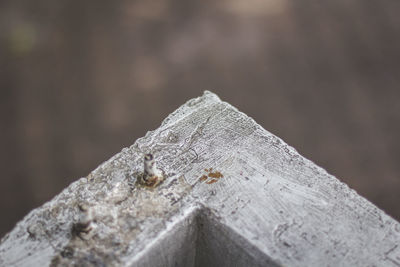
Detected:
left=1, top=91, right=399, bottom=266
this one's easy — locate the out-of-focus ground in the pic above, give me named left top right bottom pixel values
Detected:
left=1, top=0, right=399, bottom=237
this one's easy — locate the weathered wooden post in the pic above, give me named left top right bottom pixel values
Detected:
left=1, top=91, right=399, bottom=266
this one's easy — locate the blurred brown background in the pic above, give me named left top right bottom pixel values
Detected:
left=1, top=0, right=399, bottom=238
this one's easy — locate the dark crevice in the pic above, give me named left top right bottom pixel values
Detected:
left=130, top=206, right=279, bottom=267
left=194, top=208, right=279, bottom=267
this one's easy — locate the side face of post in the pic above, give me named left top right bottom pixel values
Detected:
left=1, top=91, right=400, bottom=267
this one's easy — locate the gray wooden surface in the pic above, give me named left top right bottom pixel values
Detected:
left=1, top=92, right=399, bottom=266
left=1, top=0, right=400, bottom=239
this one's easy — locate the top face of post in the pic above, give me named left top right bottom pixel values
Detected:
left=1, top=91, right=400, bottom=267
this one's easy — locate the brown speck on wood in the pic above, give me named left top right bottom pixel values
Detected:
left=199, top=175, right=208, bottom=182
left=206, top=179, right=218, bottom=184
left=208, top=171, right=223, bottom=179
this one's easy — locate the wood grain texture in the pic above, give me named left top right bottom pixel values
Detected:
left=1, top=92, right=399, bottom=266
